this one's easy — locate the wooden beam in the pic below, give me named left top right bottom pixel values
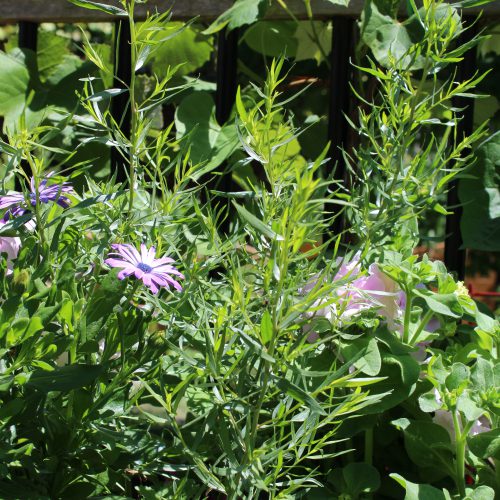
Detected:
left=1, top=0, right=499, bottom=23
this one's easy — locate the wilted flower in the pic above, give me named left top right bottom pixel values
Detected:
left=0, top=174, right=73, bottom=221
left=105, top=243, right=184, bottom=294
left=0, top=221, right=21, bottom=275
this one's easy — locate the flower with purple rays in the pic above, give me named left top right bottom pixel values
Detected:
left=0, top=174, right=74, bottom=221
left=105, top=243, right=184, bottom=294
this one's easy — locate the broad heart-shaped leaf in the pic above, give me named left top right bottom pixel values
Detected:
left=205, top=0, right=268, bottom=34
left=362, top=352, right=420, bottom=413
left=418, top=390, right=442, bottom=413
left=343, top=463, right=381, bottom=496
left=361, top=1, right=459, bottom=70
left=445, top=362, right=470, bottom=391
left=413, top=288, right=462, bottom=318
left=471, top=357, right=494, bottom=392
left=5, top=30, right=71, bottom=82
left=27, top=364, right=104, bottom=392
left=295, top=22, right=332, bottom=64
left=37, top=31, right=71, bottom=81
left=465, top=486, right=496, bottom=500
left=361, top=1, right=423, bottom=69
left=0, top=48, right=94, bottom=131
left=175, top=91, right=239, bottom=170
left=0, top=49, right=33, bottom=123
left=150, top=23, right=213, bottom=78
left=459, top=132, right=500, bottom=251
left=390, top=473, right=451, bottom=500
left=468, top=428, right=500, bottom=460
left=244, top=21, right=298, bottom=58
left=391, top=419, right=454, bottom=473
left=341, top=336, right=381, bottom=376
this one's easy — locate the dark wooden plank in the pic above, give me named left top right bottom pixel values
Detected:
left=1, top=0, right=499, bottom=23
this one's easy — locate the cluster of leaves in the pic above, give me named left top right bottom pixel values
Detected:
left=0, top=0, right=498, bottom=499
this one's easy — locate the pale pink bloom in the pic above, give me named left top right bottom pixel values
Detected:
left=0, top=222, right=21, bottom=275
left=302, top=254, right=402, bottom=329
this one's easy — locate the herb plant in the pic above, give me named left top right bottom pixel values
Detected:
left=0, top=0, right=498, bottom=498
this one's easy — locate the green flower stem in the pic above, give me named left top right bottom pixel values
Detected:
left=409, top=309, right=434, bottom=345
left=452, top=410, right=467, bottom=498
left=25, top=153, right=46, bottom=247
left=303, top=0, right=330, bottom=67
left=403, top=290, right=412, bottom=344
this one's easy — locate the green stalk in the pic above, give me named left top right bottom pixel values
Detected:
left=304, top=0, right=330, bottom=68
left=409, top=309, right=434, bottom=345
left=24, top=153, right=46, bottom=247
left=452, top=410, right=466, bottom=498
left=403, top=290, right=412, bottom=344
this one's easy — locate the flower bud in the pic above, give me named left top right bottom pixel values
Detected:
left=12, top=269, right=30, bottom=293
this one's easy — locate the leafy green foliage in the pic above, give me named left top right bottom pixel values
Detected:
left=205, top=0, right=268, bottom=34
left=175, top=91, right=239, bottom=169
left=149, top=22, right=213, bottom=78
left=0, top=0, right=497, bottom=498
left=460, top=132, right=500, bottom=251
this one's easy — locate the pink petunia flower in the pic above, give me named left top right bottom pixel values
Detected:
left=0, top=221, right=21, bottom=275
left=105, top=243, right=184, bottom=294
left=302, top=255, right=441, bottom=344
left=302, top=254, right=402, bottom=327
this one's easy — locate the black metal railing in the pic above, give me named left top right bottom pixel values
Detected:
left=10, top=5, right=495, bottom=280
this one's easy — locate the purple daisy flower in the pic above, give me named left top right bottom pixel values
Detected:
left=105, top=243, right=184, bottom=294
left=0, top=174, right=73, bottom=221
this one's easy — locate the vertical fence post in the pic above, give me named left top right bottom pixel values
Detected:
left=18, top=21, right=38, bottom=52
left=213, top=27, right=239, bottom=234
left=444, top=18, right=478, bottom=280
left=111, top=20, right=132, bottom=183
left=327, top=17, right=356, bottom=240
left=17, top=22, right=39, bottom=189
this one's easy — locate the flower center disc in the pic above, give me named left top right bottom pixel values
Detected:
left=137, top=262, right=153, bottom=273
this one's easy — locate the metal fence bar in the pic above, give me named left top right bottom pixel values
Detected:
left=213, top=27, right=239, bottom=234
left=16, top=22, right=39, bottom=190
left=18, top=21, right=38, bottom=51
left=327, top=17, right=356, bottom=239
left=111, top=20, right=132, bottom=183
left=444, top=17, right=479, bottom=280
